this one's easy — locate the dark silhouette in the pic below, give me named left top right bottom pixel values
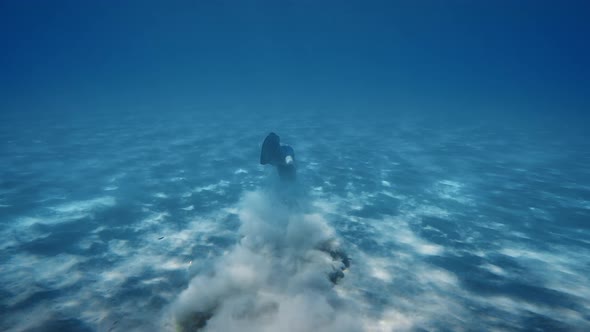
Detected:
left=260, top=132, right=296, bottom=181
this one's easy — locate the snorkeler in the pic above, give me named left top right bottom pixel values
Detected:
left=260, top=132, right=296, bottom=181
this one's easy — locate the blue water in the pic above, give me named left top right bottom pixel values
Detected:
left=1, top=2, right=589, bottom=332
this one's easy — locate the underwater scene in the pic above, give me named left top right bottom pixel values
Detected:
left=1, top=2, right=589, bottom=331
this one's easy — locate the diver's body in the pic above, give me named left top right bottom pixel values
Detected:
left=260, top=132, right=296, bottom=182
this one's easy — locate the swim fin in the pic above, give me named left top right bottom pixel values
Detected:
left=260, top=132, right=282, bottom=166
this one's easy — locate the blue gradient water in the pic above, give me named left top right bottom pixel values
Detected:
left=1, top=2, right=589, bottom=331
